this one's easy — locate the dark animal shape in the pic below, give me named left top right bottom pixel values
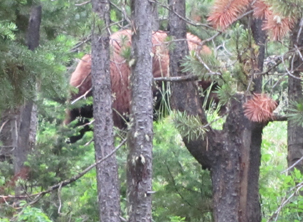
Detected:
left=65, top=30, right=214, bottom=142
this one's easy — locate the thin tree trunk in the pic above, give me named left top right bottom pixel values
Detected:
left=126, top=0, right=154, bottom=221
left=168, top=1, right=263, bottom=221
left=288, top=19, right=303, bottom=171
left=13, top=5, right=41, bottom=196
left=91, top=1, right=121, bottom=221
left=151, top=2, right=159, bottom=31
left=244, top=17, right=267, bottom=221
left=251, top=18, right=266, bottom=93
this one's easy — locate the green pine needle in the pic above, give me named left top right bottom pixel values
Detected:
left=287, top=100, right=303, bottom=127
left=172, top=111, right=208, bottom=141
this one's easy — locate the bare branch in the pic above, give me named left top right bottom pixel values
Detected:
left=0, top=138, right=127, bottom=204
left=154, top=75, right=198, bottom=82
left=195, top=53, right=222, bottom=76
left=71, top=88, right=92, bottom=104
left=268, top=181, right=303, bottom=222
left=281, top=155, right=303, bottom=174
left=152, top=0, right=213, bottom=29
left=75, top=1, right=90, bottom=6
left=270, top=115, right=287, bottom=122
left=0, top=119, right=9, bottom=134
left=57, top=182, right=63, bottom=215
left=70, top=35, right=91, bottom=53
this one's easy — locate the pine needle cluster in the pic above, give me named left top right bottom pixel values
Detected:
left=0, top=35, right=73, bottom=112
left=208, top=0, right=250, bottom=30
left=287, top=100, right=303, bottom=127
left=243, top=94, right=277, bottom=122
left=208, top=0, right=303, bottom=40
left=172, top=111, right=208, bottom=141
left=0, top=0, right=88, bottom=113
left=182, top=50, right=219, bottom=80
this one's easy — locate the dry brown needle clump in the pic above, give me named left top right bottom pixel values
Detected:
left=243, top=94, right=277, bottom=122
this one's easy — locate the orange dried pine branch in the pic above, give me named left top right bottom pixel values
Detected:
left=208, top=0, right=251, bottom=30
left=252, top=0, right=271, bottom=19
left=208, top=0, right=296, bottom=40
left=243, top=94, right=277, bottom=122
left=263, top=14, right=295, bottom=41
left=252, top=0, right=296, bottom=40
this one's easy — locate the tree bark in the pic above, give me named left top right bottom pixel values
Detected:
left=251, top=18, right=266, bottom=93
left=126, top=0, right=154, bottom=221
left=91, top=1, right=121, bottom=221
left=13, top=5, right=41, bottom=196
left=211, top=95, right=263, bottom=222
left=168, top=1, right=263, bottom=221
left=151, top=2, right=159, bottom=31
left=287, top=19, right=303, bottom=171
left=242, top=17, right=267, bottom=221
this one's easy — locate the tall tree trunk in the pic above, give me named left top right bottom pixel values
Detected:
left=251, top=18, right=266, bottom=94
left=211, top=95, right=264, bottom=222
left=13, top=5, right=41, bottom=196
left=91, top=1, right=121, bottom=221
left=287, top=18, right=303, bottom=171
left=168, top=1, right=263, bottom=221
left=151, top=2, right=159, bottom=31
left=126, top=0, right=154, bottom=221
left=242, top=17, right=267, bottom=220
left=168, top=0, right=213, bottom=169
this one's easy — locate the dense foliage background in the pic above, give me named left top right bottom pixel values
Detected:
left=1, top=0, right=303, bottom=221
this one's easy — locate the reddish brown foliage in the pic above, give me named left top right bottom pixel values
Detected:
left=252, top=0, right=271, bottom=19
left=253, top=0, right=295, bottom=40
left=263, top=15, right=295, bottom=41
left=208, top=0, right=296, bottom=40
left=207, top=0, right=250, bottom=30
left=243, top=94, right=277, bottom=122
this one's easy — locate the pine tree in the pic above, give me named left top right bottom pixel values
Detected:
left=126, top=0, right=154, bottom=220
left=91, top=0, right=121, bottom=221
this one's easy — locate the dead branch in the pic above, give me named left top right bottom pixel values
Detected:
left=268, top=180, right=303, bottom=222
left=75, top=1, right=90, bottom=6
left=0, top=138, right=127, bottom=204
left=154, top=75, right=198, bottom=82
left=71, top=88, right=92, bottom=104
left=152, top=0, right=212, bottom=29
left=270, top=115, right=287, bottom=122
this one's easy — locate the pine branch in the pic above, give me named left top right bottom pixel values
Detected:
left=263, top=14, right=295, bottom=41
left=208, top=0, right=251, bottom=30
left=207, top=0, right=297, bottom=40
left=252, top=0, right=271, bottom=19
left=243, top=94, right=277, bottom=122
left=252, top=0, right=296, bottom=40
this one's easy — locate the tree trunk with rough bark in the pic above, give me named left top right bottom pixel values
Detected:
left=13, top=5, right=41, bottom=196
left=210, top=96, right=263, bottom=222
left=287, top=19, right=303, bottom=171
left=91, top=1, right=121, bottom=221
left=151, top=2, right=159, bottom=31
left=126, top=0, right=154, bottom=221
left=168, top=1, right=264, bottom=221
left=245, top=17, right=267, bottom=220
